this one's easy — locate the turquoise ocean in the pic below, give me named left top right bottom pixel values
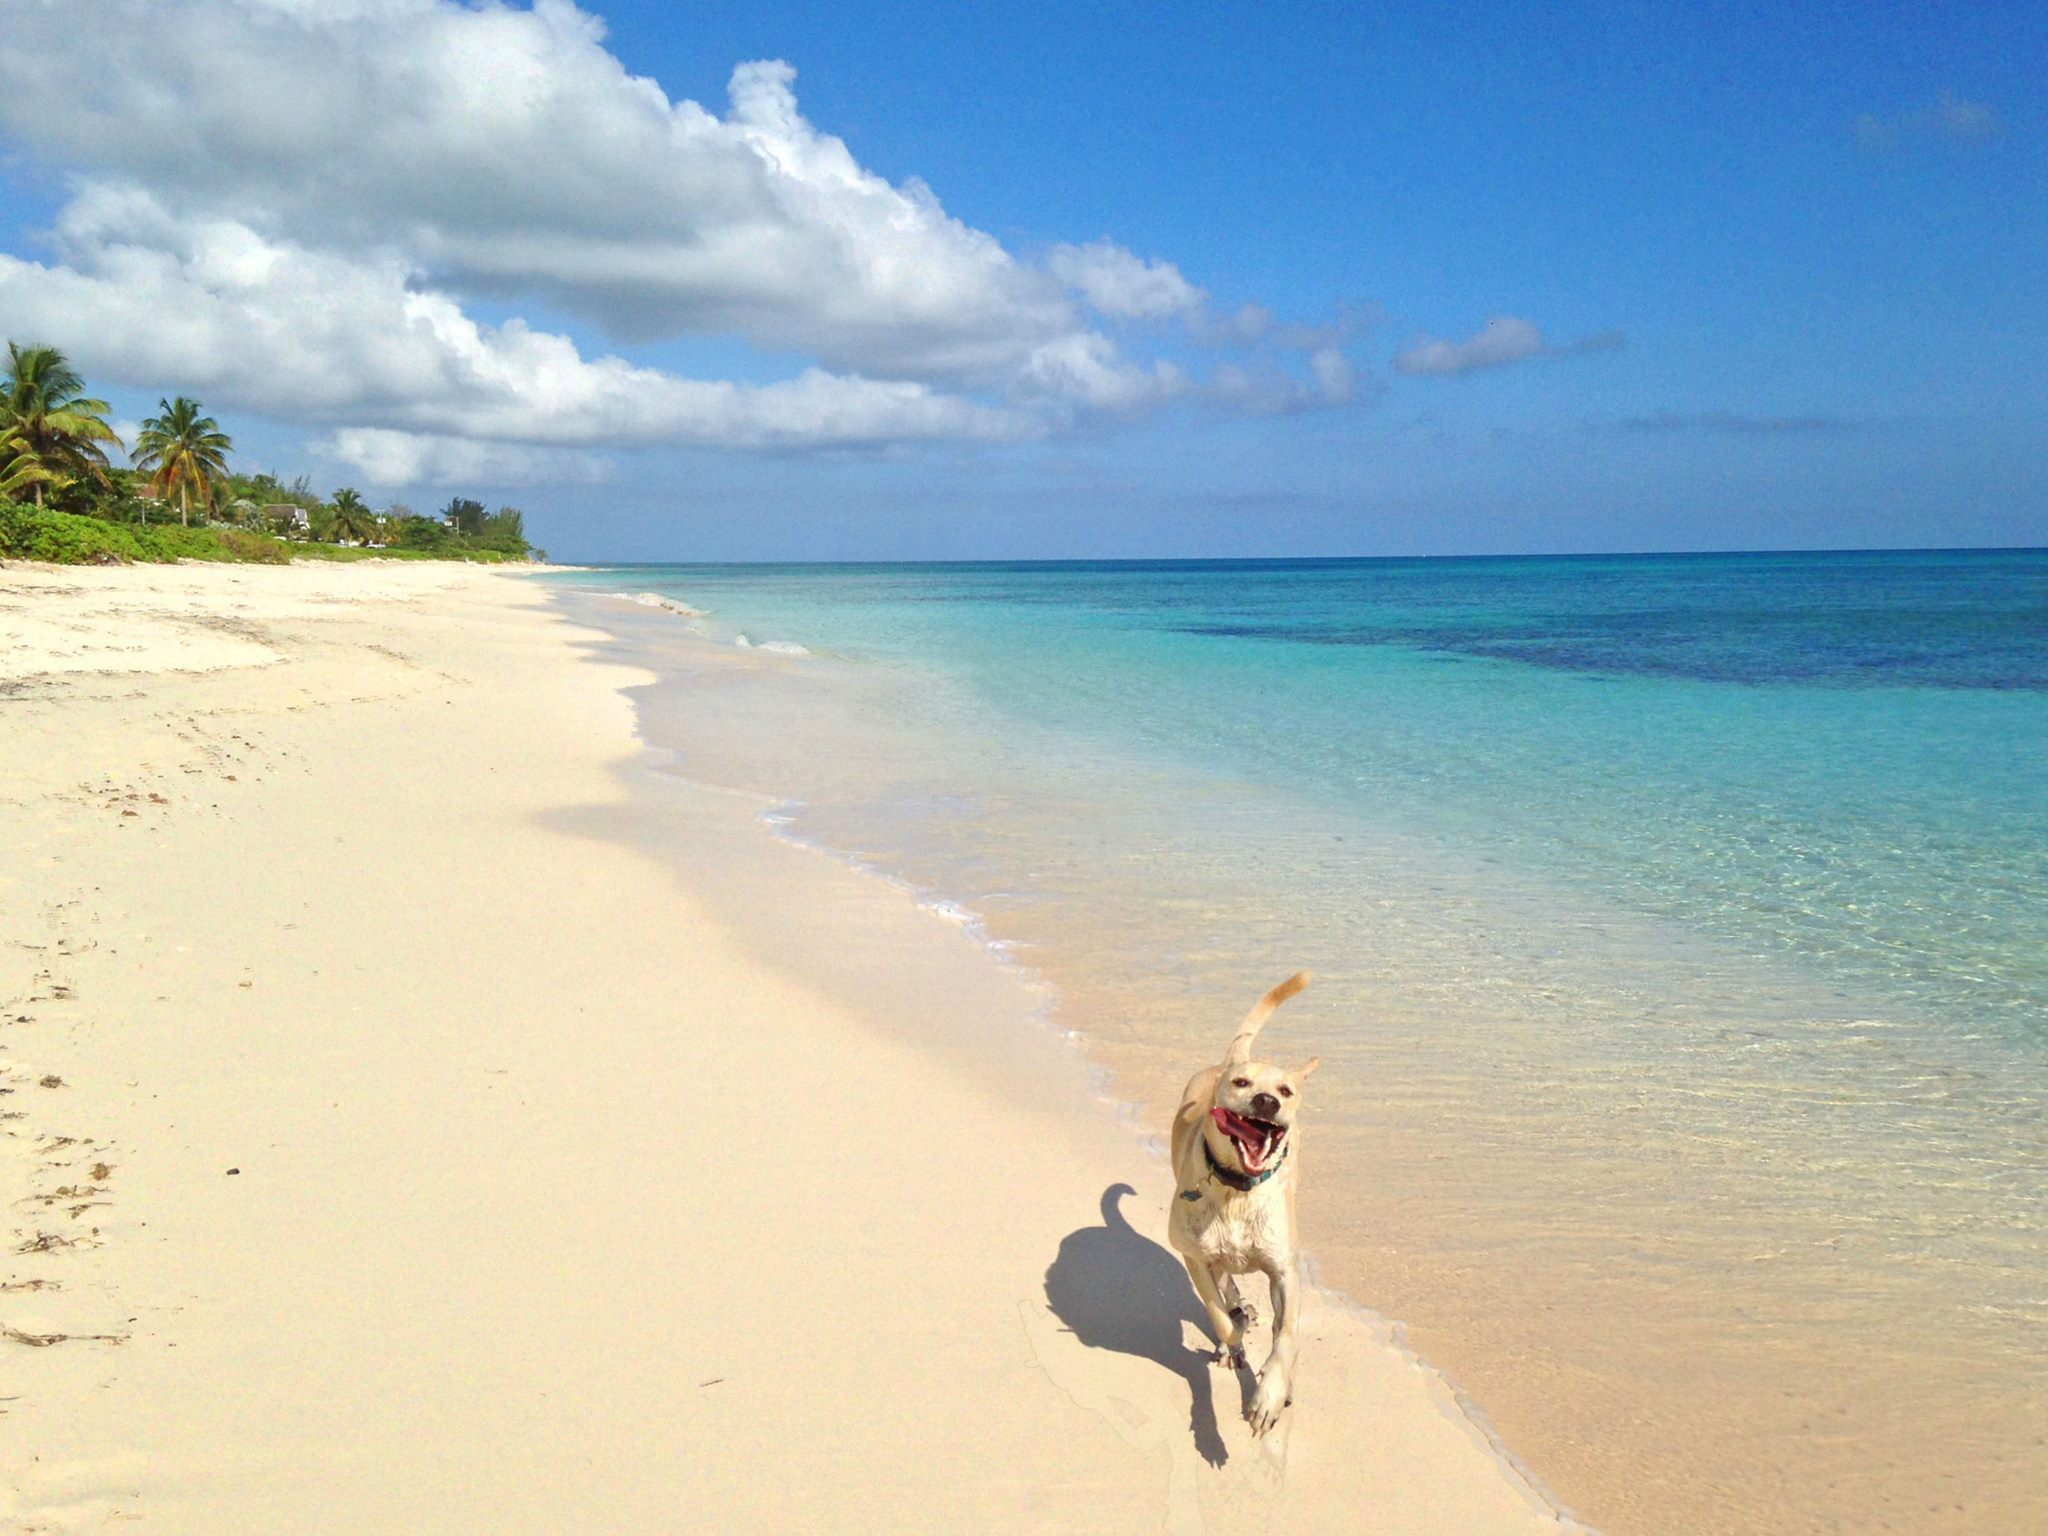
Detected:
left=551, top=551, right=2047, bottom=1534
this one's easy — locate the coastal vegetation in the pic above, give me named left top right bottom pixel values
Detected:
left=0, top=344, right=120, bottom=509
left=0, top=343, right=543, bottom=565
left=132, top=396, right=232, bottom=528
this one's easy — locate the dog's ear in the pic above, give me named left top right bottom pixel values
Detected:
left=1296, top=1056, right=1322, bottom=1081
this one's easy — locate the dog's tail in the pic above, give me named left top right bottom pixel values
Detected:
left=1225, top=972, right=1312, bottom=1065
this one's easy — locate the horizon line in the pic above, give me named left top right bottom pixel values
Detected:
left=570, top=542, right=2048, bottom=570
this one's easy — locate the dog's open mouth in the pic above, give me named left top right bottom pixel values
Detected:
left=1210, top=1106, right=1287, bottom=1174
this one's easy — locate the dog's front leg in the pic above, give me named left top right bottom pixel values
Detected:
left=1247, top=1259, right=1299, bottom=1435
left=1221, top=1272, right=1259, bottom=1330
left=1182, top=1255, right=1246, bottom=1369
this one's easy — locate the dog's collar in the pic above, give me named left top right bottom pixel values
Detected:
left=1183, top=1137, right=1288, bottom=1199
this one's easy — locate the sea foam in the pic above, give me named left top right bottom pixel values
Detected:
left=606, top=590, right=706, bottom=618
left=733, top=634, right=810, bottom=655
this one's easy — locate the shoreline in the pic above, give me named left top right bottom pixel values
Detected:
left=547, top=564, right=2048, bottom=1536
left=553, top=582, right=1582, bottom=1529
left=3, top=561, right=1569, bottom=1533
left=742, top=792, right=1583, bottom=1523
left=708, top=748, right=1577, bottom=1524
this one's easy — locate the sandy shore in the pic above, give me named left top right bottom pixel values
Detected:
left=1, top=560, right=1571, bottom=1533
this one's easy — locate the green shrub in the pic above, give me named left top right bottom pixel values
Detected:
left=213, top=528, right=292, bottom=564
left=140, top=523, right=226, bottom=560
left=395, top=515, right=455, bottom=552
left=1, top=495, right=526, bottom=567
left=0, top=498, right=150, bottom=562
left=0, top=498, right=307, bottom=565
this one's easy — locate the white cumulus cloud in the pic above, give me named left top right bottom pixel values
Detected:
left=1394, top=316, right=1620, bottom=378
left=313, top=430, right=611, bottom=488
left=1308, top=347, right=1355, bottom=403
left=1048, top=240, right=1206, bottom=320
left=0, top=3, right=1082, bottom=382
left=0, top=189, right=1032, bottom=454
left=1019, top=334, right=1186, bottom=414
left=0, top=0, right=1249, bottom=480
left=1394, top=316, right=1548, bottom=377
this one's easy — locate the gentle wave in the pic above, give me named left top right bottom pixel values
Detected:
left=598, top=589, right=708, bottom=619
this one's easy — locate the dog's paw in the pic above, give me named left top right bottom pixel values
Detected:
left=1247, top=1371, right=1290, bottom=1436
left=1229, top=1301, right=1260, bottom=1329
left=1212, top=1345, right=1249, bottom=1372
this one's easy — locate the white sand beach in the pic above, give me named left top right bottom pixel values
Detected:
left=1, top=561, right=1572, bottom=1533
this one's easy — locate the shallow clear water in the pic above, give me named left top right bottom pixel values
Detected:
left=552, top=552, right=2048, bottom=1534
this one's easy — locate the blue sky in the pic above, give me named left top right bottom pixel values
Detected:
left=0, top=0, right=2041, bottom=559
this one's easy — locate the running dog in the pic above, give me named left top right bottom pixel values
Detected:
left=1166, top=972, right=1319, bottom=1436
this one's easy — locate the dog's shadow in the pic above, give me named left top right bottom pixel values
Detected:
left=1043, top=1183, right=1232, bottom=1467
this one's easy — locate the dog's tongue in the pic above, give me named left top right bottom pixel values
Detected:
left=1210, top=1105, right=1279, bottom=1172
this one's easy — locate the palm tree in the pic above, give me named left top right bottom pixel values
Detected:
left=0, top=343, right=121, bottom=508
left=326, top=488, right=376, bottom=545
left=0, top=425, right=75, bottom=505
left=132, top=396, right=232, bottom=527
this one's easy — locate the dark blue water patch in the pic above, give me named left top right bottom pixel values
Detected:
left=1180, top=621, right=2048, bottom=689
left=1168, top=551, right=2048, bottom=690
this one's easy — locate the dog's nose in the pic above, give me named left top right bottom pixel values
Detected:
left=1250, top=1092, right=1281, bottom=1118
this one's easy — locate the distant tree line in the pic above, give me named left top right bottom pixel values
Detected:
left=0, top=341, right=544, bottom=564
